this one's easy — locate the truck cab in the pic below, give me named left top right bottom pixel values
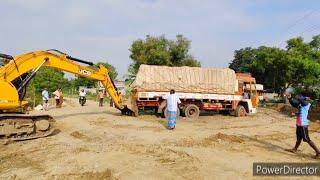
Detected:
left=235, top=73, right=259, bottom=116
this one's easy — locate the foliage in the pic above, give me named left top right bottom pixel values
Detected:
left=25, top=62, right=118, bottom=105
left=128, top=34, right=200, bottom=77
left=96, top=62, right=118, bottom=80
left=70, top=77, right=95, bottom=89
left=70, top=61, right=118, bottom=90
left=28, top=67, right=70, bottom=93
left=229, top=34, right=320, bottom=97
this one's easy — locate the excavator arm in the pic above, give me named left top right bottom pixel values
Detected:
left=0, top=50, right=130, bottom=113
left=0, top=50, right=136, bottom=141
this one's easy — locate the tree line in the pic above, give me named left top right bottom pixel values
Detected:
left=229, top=35, right=320, bottom=97
left=27, top=62, right=118, bottom=95
left=27, top=34, right=200, bottom=95
left=27, top=34, right=320, bottom=99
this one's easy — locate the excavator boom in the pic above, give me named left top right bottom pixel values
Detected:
left=0, top=50, right=136, bottom=141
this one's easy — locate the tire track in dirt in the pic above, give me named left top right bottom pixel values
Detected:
left=48, top=169, right=117, bottom=180
left=116, top=143, right=202, bottom=180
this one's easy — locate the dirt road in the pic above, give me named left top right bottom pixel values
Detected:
left=1, top=98, right=320, bottom=179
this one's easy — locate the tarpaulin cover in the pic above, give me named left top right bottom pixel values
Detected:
left=131, top=65, right=237, bottom=94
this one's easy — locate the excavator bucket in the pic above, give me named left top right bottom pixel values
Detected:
left=121, top=94, right=138, bottom=116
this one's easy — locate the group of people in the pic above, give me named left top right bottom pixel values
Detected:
left=166, top=89, right=320, bottom=159
left=40, top=88, right=106, bottom=111
left=41, top=88, right=63, bottom=110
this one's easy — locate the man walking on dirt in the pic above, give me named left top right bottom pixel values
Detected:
left=166, top=89, right=181, bottom=130
left=41, top=88, right=49, bottom=111
left=285, top=94, right=320, bottom=158
left=98, top=89, right=105, bottom=107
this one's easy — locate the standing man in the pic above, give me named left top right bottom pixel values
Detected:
left=285, top=94, right=320, bottom=158
left=98, top=89, right=105, bottom=107
left=58, top=88, right=63, bottom=108
left=53, top=88, right=61, bottom=108
left=166, top=89, right=181, bottom=130
left=41, top=88, right=49, bottom=111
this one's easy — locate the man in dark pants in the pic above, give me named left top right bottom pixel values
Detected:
left=285, top=94, right=320, bottom=158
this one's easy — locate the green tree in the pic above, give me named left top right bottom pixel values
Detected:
left=95, top=62, right=118, bottom=80
left=229, top=35, right=320, bottom=96
left=70, top=77, right=95, bottom=89
left=229, top=47, right=256, bottom=72
left=28, top=67, right=69, bottom=93
left=25, top=67, right=70, bottom=106
left=128, top=34, right=200, bottom=76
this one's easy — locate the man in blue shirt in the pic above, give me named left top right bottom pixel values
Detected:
left=285, top=94, right=320, bottom=158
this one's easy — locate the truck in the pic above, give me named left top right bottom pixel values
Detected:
left=130, top=65, right=259, bottom=118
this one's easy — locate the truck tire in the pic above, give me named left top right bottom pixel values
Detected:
left=163, top=107, right=180, bottom=119
left=184, top=104, right=200, bottom=119
left=235, top=105, right=246, bottom=117
left=180, top=106, right=186, bottom=117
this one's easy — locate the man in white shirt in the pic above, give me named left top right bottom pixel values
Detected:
left=41, top=88, right=49, bottom=111
left=167, top=89, right=181, bottom=130
left=79, top=89, right=86, bottom=97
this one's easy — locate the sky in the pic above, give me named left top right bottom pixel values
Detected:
left=1, top=0, right=320, bottom=79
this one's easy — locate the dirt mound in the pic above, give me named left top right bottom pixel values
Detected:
left=273, top=103, right=320, bottom=121
left=177, top=133, right=245, bottom=147
left=309, top=107, right=320, bottom=121
left=201, top=133, right=245, bottom=146
left=70, top=131, right=89, bottom=140
left=50, top=169, right=116, bottom=180
left=274, top=104, right=296, bottom=116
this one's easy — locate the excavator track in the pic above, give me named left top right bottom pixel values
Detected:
left=0, top=114, right=55, bottom=141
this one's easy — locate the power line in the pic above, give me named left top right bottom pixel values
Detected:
left=271, top=9, right=319, bottom=47
left=299, top=24, right=320, bottom=36
left=283, top=10, right=316, bottom=33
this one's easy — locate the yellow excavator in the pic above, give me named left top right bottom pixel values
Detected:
left=0, top=49, right=136, bottom=141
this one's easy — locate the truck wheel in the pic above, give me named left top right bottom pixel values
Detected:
left=185, top=104, right=200, bottom=119
left=235, top=105, right=246, bottom=117
left=163, top=107, right=180, bottom=119
left=180, top=106, right=186, bottom=117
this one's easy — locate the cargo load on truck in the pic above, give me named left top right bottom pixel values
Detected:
left=131, top=65, right=259, bottom=118
left=131, top=65, right=237, bottom=94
